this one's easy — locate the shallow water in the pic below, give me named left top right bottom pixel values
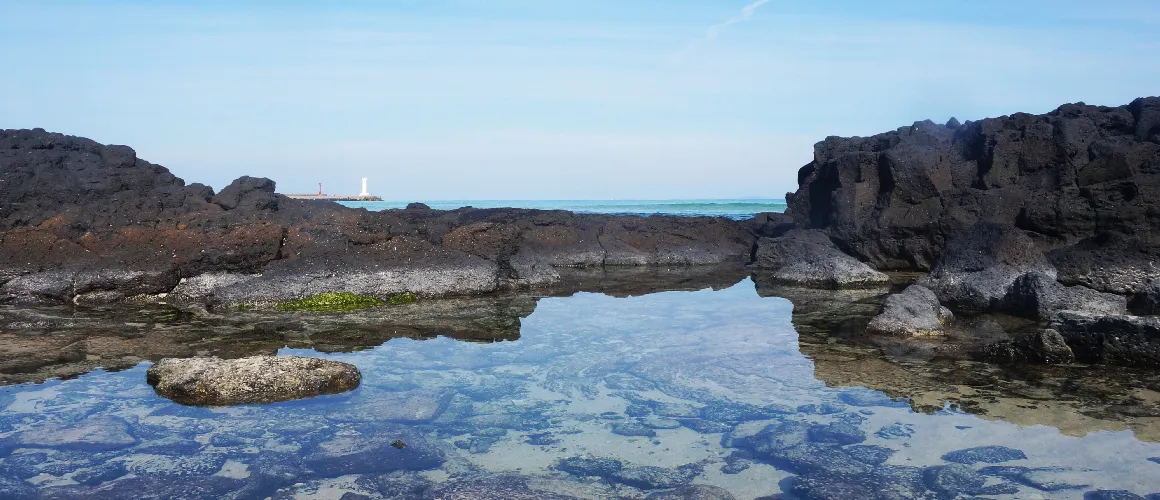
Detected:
left=3, top=279, right=1160, bottom=499
left=338, top=199, right=787, bottom=220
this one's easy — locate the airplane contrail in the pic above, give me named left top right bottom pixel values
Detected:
left=702, top=0, right=771, bottom=42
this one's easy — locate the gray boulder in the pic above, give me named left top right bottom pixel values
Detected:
left=920, top=223, right=1055, bottom=312
left=753, top=230, right=889, bottom=289
left=1005, top=272, right=1127, bottom=319
left=303, top=427, right=444, bottom=476
left=866, top=285, right=953, bottom=337
left=1050, top=312, right=1160, bottom=368
left=146, top=355, right=361, bottom=406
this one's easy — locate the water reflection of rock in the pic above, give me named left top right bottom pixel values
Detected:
left=759, top=280, right=1160, bottom=442
left=0, top=296, right=535, bottom=386
left=0, top=265, right=749, bottom=385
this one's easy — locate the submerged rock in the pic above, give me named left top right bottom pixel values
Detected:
left=611, top=422, right=657, bottom=437
left=303, top=427, right=444, bottom=476
left=612, top=464, right=701, bottom=490
left=807, top=421, right=867, bottom=445
left=332, top=390, right=450, bottom=423
left=866, top=284, right=953, bottom=337
left=39, top=476, right=247, bottom=500
left=1, top=416, right=135, bottom=454
left=808, top=468, right=926, bottom=499
left=1050, top=312, right=1160, bottom=367
left=146, top=355, right=361, bottom=406
left=980, top=328, right=1077, bottom=365
left=844, top=445, right=896, bottom=465
left=922, top=464, right=988, bottom=496
left=556, top=457, right=624, bottom=478
left=426, top=475, right=587, bottom=500
left=941, top=445, right=1027, bottom=465
left=645, top=484, right=736, bottom=500
left=1085, top=491, right=1149, bottom=500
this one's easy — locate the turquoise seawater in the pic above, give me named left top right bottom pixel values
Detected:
left=339, top=199, right=787, bottom=220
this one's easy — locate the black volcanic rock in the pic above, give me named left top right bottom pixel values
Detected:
left=1131, top=283, right=1160, bottom=315
left=1050, top=311, right=1160, bottom=368
left=918, top=222, right=1056, bottom=312
left=0, top=128, right=756, bottom=307
left=1004, top=272, right=1127, bottom=319
left=788, top=98, right=1160, bottom=279
left=752, top=229, right=889, bottom=288
left=211, top=176, right=279, bottom=212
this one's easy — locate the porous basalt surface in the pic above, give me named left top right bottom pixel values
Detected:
left=146, top=355, right=362, bottom=406
left=0, top=128, right=755, bottom=308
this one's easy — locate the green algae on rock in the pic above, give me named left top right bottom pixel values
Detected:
left=388, top=293, right=418, bottom=305
left=275, top=292, right=384, bottom=312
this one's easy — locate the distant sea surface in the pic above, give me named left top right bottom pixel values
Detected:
left=338, top=199, right=786, bottom=220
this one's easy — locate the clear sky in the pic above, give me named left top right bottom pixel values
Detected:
left=2, top=1, right=1158, bottom=200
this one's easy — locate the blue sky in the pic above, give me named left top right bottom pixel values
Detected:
left=2, top=1, right=1158, bottom=200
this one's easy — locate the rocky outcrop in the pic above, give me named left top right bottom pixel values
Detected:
left=752, top=230, right=889, bottom=288
left=866, top=285, right=952, bottom=337
left=146, top=355, right=361, bottom=405
left=0, top=128, right=754, bottom=307
left=787, top=97, right=1160, bottom=280
left=778, top=96, right=1160, bottom=366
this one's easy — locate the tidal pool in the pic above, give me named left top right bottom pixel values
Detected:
left=2, top=278, right=1160, bottom=499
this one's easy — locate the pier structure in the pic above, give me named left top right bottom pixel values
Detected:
left=285, top=179, right=383, bottom=201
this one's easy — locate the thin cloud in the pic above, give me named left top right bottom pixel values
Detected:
left=674, top=0, right=771, bottom=61
left=703, top=0, right=772, bottom=42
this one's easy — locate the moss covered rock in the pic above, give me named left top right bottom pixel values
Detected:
left=275, top=292, right=383, bottom=312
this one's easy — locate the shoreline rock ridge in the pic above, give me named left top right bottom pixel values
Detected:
left=0, top=128, right=754, bottom=307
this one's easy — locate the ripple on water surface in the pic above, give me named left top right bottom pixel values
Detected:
left=1, top=279, right=1160, bottom=499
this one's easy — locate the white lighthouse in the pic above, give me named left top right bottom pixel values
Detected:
left=359, top=178, right=369, bottom=197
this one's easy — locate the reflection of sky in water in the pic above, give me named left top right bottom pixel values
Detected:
left=3, top=279, right=1160, bottom=498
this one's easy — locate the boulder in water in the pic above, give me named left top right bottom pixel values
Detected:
left=146, top=355, right=361, bottom=406
left=866, top=284, right=953, bottom=337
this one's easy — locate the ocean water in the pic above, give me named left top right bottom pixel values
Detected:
left=339, top=199, right=787, bottom=220
left=2, top=278, right=1160, bottom=498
